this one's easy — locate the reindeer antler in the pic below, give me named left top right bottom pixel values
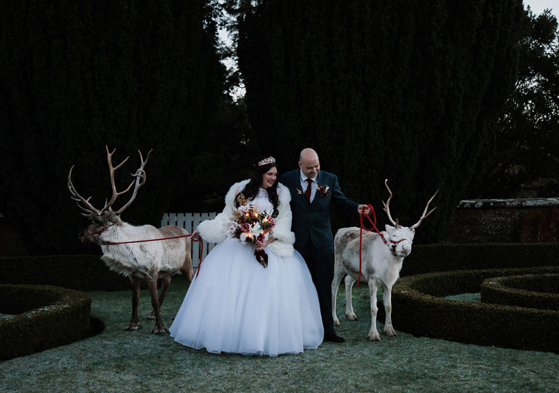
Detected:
left=68, top=166, right=101, bottom=217
left=382, top=179, right=399, bottom=227
left=410, top=189, right=439, bottom=229
left=68, top=146, right=152, bottom=217
left=114, top=148, right=152, bottom=214
left=99, top=146, right=135, bottom=214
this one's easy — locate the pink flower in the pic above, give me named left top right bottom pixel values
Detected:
left=255, top=234, right=266, bottom=248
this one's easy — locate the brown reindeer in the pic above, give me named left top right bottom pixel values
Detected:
left=68, top=146, right=193, bottom=334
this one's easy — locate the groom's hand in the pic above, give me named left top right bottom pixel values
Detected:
left=358, top=204, right=371, bottom=216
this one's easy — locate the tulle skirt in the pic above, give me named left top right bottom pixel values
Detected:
left=169, top=238, right=324, bottom=356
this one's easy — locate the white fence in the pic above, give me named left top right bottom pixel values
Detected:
left=161, top=212, right=218, bottom=268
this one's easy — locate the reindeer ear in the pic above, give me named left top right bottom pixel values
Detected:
left=385, top=225, right=396, bottom=235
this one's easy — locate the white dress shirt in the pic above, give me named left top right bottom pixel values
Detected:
left=300, top=170, right=317, bottom=203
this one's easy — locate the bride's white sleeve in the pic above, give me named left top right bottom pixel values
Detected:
left=196, top=180, right=248, bottom=244
left=267, top=183, right=296, bottom=257
left=196, top=206, right=231, bottom=244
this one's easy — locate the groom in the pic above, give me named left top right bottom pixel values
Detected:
left=281, top=148, right=371, bottom=342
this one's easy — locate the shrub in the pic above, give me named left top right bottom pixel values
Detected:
left=391, top=266, right=559, bottom=353
left=0, top=255, right=130, bottom=291
left=481, top=274, right=559, bottom=311
left=0, top=284, right=93, bottom=360
left=401, top=243, right=559, bottom=276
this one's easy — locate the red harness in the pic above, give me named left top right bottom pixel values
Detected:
left=357, top=205, right=407, bottom=286
left=88, top=224, right=114, bottom=239
left=92, top=224, right=203, bottom=269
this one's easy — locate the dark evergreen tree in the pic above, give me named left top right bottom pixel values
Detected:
left=0, top=0, right=226, bottom=254
left=468, top=9, right=559, bottom=198
left=237, top=0, right=524, bottom=242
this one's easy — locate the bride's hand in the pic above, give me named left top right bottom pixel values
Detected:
left=255, top=237, right=275, bottom=250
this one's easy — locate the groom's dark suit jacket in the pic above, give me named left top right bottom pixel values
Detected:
left=281, top=170, right=359, bottom=249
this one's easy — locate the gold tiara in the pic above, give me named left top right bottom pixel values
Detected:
left=258, top=156, right=276, bottom=166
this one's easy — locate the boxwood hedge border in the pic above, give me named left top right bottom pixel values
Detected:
left=2, top=243, right=558, bottom=291
left=391, top=266, right=559, bottom=353
left=1, top=243, right=558, bottom=357
left=400, top=242, right=559, bottom=276
left=480, top=273, right=559, bottom=311
left=0, top=284, right=99, bottom=360
left=0, top=255, right=131, bottom=291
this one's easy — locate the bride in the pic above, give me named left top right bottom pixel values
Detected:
left=169, top=156, right=324, bottom=356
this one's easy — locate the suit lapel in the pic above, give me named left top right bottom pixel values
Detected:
left=286, top=170, right=306, bottom=207
left=310, top=172, right=323, bottom=206
left=294, top=170, right=312, bottom=208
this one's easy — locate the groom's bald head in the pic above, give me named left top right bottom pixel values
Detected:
left=299, top=148, right=320, bottom=178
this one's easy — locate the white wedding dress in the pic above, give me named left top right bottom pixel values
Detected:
left=169, top=189, right=324, bottom=356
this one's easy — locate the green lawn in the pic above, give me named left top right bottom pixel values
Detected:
left=1, top=280, right=558, bottom=392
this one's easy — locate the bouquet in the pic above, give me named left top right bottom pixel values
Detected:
left=228, top=203, right=276, bottom=268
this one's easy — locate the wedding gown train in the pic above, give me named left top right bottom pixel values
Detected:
left=169, top=191, right=324, bottom=356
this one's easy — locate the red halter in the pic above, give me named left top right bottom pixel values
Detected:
left=357, top=205, right=408, bottom=286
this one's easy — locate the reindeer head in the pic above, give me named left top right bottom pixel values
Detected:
left=382, top=179, right=439, bottom=257
left=77, top=210, right=123, bottom=244
left=68, top=146, right=152, bottom=244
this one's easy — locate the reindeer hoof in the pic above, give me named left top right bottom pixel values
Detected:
left=148, top=311, right=156, bottom=320
left=346, top=313, right=358, bottom=321
left=367, top=332, right=381, bottom=341
left=126, top=322, right=141, bottom=331
left=333, top=319, right=341, bottom=327
left=384, top=326, right=398, bottom=337
left=151, top=325, right=168, bottom=334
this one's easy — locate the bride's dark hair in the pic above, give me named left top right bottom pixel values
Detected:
left=235, top=156, right=279, bottom=217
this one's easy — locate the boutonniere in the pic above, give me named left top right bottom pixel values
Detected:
left=297, top=188, right=303, bottom=195
left=316, top=184, right=330, bottom=197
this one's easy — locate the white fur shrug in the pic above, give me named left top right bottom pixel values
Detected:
left=197, top=180, right=296, bottom=257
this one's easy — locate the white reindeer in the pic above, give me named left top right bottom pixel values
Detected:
left=331, top=180, right=438, bottom=341
left=68, top=146, right=193, bottom=334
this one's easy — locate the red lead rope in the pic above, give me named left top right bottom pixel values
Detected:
left=101, top=233, right=204, bottom=273
left=357, top=204, right=387, bottom=286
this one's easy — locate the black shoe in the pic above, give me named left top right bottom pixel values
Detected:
left=324, top=331, right=345, bottom=343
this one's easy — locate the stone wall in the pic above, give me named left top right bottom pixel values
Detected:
left=441, top=198, right=559, bottom=243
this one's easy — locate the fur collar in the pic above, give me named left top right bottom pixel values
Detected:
left=225, top=179, right=291, bottom=210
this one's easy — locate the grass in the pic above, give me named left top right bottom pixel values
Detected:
left=1, top=280, right=558, bottom=392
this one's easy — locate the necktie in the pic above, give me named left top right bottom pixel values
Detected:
left=305, top=178, right=313, bottom=203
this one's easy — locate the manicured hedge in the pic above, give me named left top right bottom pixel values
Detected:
left=401, top=243, right=559, bottom=276
left=2, top=244, right=557, bottom=291
left=391, top=266, right=559, bottom=353
left=0, top=284, right=93, bottom=360
left=481, top=274, right=559, bottom=311
left=3, top=243, right=558, bottom=356
left=0, top=255, right=130, bottom=291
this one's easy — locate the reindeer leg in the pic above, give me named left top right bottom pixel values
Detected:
left=147, top=274, right=166, bottom=334
left=181, top=252, right=194, bottom=285
left=344, top=275, right=358, bottom=321
left=126, top=277, right=141, bottom=331
left=331, top=265, right=345, bottom=327
left=367, top=277, right=381, bottom=341
left=382, top=283, right=397, bottom=337
left=149, top=276, right=171, bottom=319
